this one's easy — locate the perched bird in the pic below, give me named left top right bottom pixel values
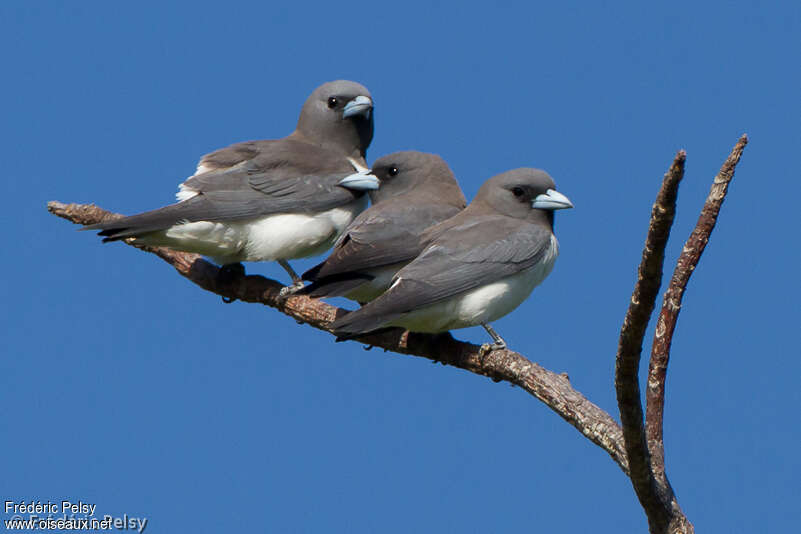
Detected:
left=83, top=80, right=378, bottom=291
left=296, top=151, right=467, bottom=303
left=331, top=168, right=573, bottom=352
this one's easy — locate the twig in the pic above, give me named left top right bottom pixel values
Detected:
left=47, top=200, right=630, bottom=474
left=615, top=150, right=686, bottom=532
left=646, top=135, right=748, bottom=519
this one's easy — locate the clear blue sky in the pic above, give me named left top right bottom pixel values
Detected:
left=3, top=1, right=798, bottom=532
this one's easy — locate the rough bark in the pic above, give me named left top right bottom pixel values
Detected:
left=615, top=150, right=686, bottom=531
left=615, top=135, right=747, bottom=534
left=645, top=134, right=748, bottom=532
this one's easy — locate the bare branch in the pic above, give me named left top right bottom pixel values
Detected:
left=48, top=200, right=630, bottom=474
left=646, top=135, right=748, bottom=516
left=614, top=135, right=748, bottom=533
left=615, top=151, right=686, bottom=532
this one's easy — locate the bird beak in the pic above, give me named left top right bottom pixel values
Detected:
left=342, top=95, right=373, bottom=119
left=532, top=189, right=573, bottom=210
left=338, top=169, right=380, bottom=191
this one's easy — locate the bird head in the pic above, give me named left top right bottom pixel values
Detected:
left=368, top=151, right=466, bottom=206
left=296, top=80, right=374, bottom=159
left=475, top=168, right=573, bottom=226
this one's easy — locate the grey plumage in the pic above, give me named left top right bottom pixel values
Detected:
left=299, top=151, right=466, bottom=302
left=331, top=168, right=573, bottom=349
left=89, top=142, right=368, bottom=241
left=83, top=80, right=376, bottom=277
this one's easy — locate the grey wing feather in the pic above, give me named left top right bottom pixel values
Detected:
left=194, top=140, right=267, bottom=171
left=304, top=202, right=462, bottom=281
left=331, top=217, right=553, bottom=335
left=84, top=139, right=359, bottom=240
left=396, top=217, right=552, bottom=303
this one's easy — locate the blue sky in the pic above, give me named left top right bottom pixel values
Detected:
left=2, top=1, right=798, bottom=532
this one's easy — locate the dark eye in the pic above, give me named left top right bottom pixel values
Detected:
left=512, top=187, right=524, bottom=197
left=387, top=167, right=399, bottom=177
left=327, top=97, right=338, bottom=109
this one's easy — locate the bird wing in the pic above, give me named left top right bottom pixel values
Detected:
left=84, top=139, right=360, bottom=240
left=304, top=202, right=463, bottom=281
left=331, top=215, right=554, bottom=334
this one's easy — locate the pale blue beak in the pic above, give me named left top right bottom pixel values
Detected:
left=532, top=189, right=573, bottom=210
left=338, top=170, right=380, bottom=191
left=342, top=95, right=373, bottom=119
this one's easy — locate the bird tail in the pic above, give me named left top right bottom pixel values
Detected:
left=81, top=197, right=207, bottom=242
left=297, top=279, right=369, bottom=299
left=330, top=297, right=404, bottom=338
left=297, top=263, right=373, bottom=299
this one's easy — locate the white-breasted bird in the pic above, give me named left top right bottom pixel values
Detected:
left=83, top=80, right=378, bottom=292
left=331, top=168, right=573, bottom=352
left=298, top=151, right=466, bottom=303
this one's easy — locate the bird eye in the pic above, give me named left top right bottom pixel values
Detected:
left=388, top=167, right=399, bottom=177
left=512, top=187, right=524, bottom=197
left=327, top=97, right=338, bottom=109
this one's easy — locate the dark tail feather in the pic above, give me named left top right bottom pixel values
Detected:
left=81, top=197, right=207, bottom=241
left=301, top=261, right=325, bottom=282
left=100, top=231, right=133, bottom=243
left=334, top=325, right=398, bottom=342
left=297, top=277, right=370, bottom=299
left=330, top=303, right=403, bottom=338
left=300, top=261, right=374, bottom=299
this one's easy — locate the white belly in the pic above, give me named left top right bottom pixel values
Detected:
left=390, top=234, right=559, bottom=333
left=136, top=196, right=367, bottom=265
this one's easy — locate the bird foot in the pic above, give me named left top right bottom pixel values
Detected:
left=279, top=281, right=305, bottom=298
left=479, top=323, right=507, bottom=361
left=479, top=340, right=506, bottom=359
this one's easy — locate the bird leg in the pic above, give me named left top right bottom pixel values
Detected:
left=278, top=259, right=305, bottom=297
left=479, top=323, right=507, bottom=357
left=217, top=262, right=246, bottom=303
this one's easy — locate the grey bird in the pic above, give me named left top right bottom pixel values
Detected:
left=296, top=151, right=467, bottom=303
left=83, top=80, right=378, bottom=291
left=330, top=168, right=573, bottom=352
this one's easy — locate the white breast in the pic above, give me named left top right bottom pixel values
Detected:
left=239, top=196, right=367, bottom=262
left=391, top=234, right=559, bottom=333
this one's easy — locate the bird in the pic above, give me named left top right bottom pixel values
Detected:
left=330, top=168, right=573, bottom=353
left=82, top=80, right=378, bottom=293
left=295, top=151, right=467, bottom=303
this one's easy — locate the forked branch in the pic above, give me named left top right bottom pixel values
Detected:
left=615, top=135, right=747, bottom=534
left=645, top=135, right=748, bottom=531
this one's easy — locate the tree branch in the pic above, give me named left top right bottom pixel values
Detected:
left=48, top=200, right=630, bottom=475
left=615, top=135, right=748, bottom=534
left=645, top=134, right=748, bottom=529
left=615, top=150, right=686, bottom=532
left=49, top=137, right=747, bottom=532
